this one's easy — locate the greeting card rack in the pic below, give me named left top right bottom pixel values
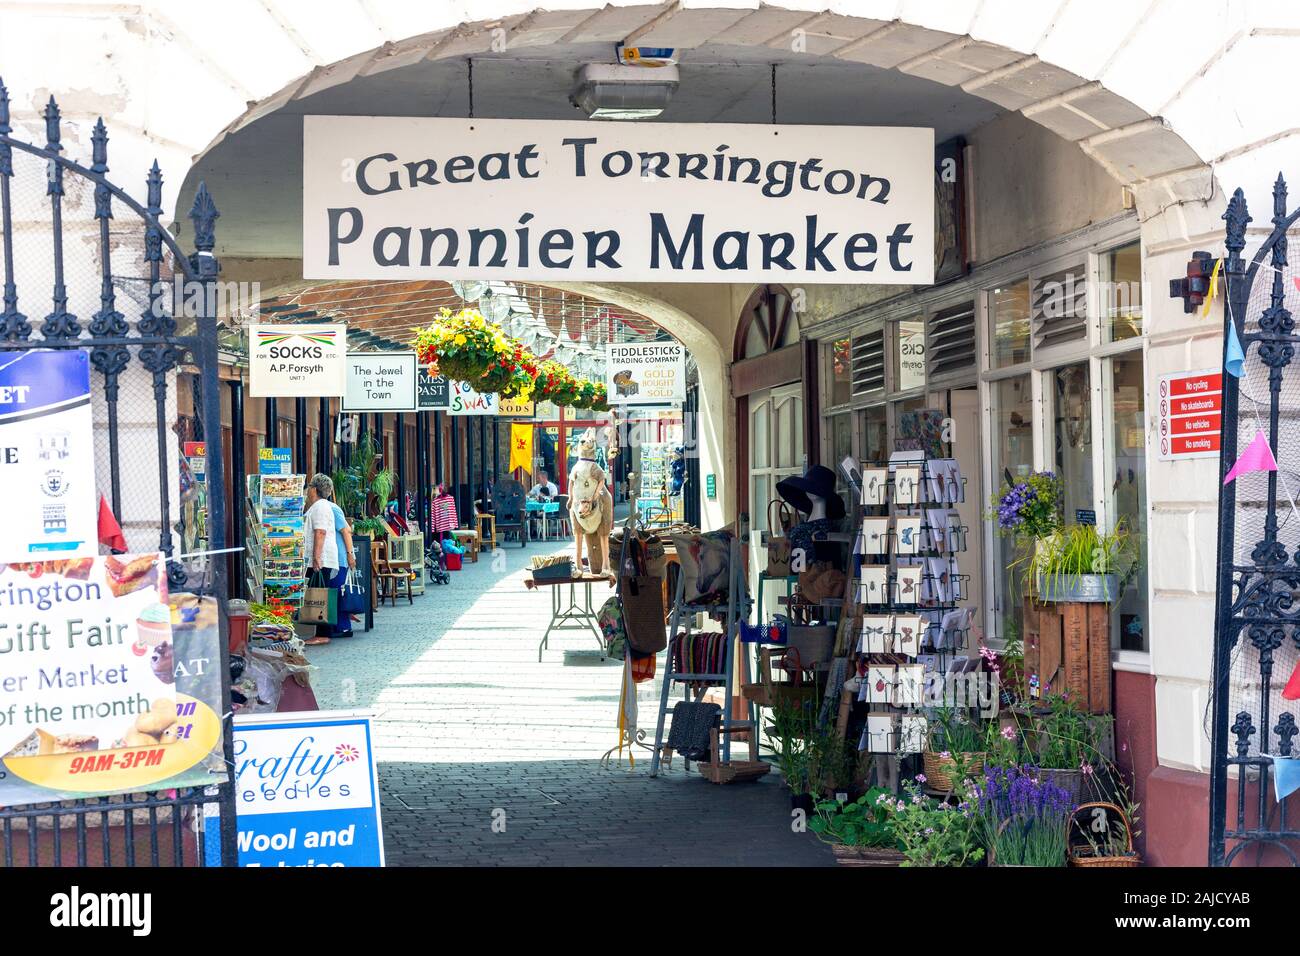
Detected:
left=650, top=517, right=756, bottom=776
left=850, top=456, right=972, bottom=757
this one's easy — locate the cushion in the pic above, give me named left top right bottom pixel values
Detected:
left=670, top=524, right=737, bottom=604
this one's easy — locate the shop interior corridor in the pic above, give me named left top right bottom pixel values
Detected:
left=308, top=537, right=834, bottom=866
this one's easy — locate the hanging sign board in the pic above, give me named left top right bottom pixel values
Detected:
left=343, top=353, right=419, bottom=412
left=248, top=324, right=347, bottom=398
left=605, top=343, right=685, bottom=404
left=1157, top=368, right=1221, bottom=460
left=204, top=711, right=384, bottom=867
left=897, top=320, right=926, bottom=391
left=497, top=397, right=535, bottom=418
left=0, top=558, right=226, bottom=807
left=0, top=351, right=98, bottom=563
left=303, top=117, right=934, bottom=285
left=448, top=381, right=498, bottom=416
left=417, top=368, right=450, bottom=410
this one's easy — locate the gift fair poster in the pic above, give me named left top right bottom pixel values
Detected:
left=0, top=555, right=225, bottom=806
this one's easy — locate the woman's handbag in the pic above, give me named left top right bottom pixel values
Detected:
left=299, top=569, right=338, bottom=626
left=766, top=499, right=795, bottom=577
left=338, top=567, right=368, bottom=616
left=621, top=536, right=667, bottom=655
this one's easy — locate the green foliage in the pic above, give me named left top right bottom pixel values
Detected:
left=1034, top=693, right=1113, bottom=771
left=882, top=779, right=984, bottom=867
left=332, top=434, right=395, bottom=520
left=1030, top=521, right=1138, bottom=594
left=809, top=788, right=899, bottom=849
left=927, top=706, right=984, bottom=754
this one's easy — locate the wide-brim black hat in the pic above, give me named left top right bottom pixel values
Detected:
left=776, top=465, right=845, bottom=520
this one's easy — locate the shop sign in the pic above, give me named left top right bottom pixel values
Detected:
left=417, top=368, right=449, bottom=410
left=258, top=447, right=293, bottom=476
left=1157, top=368, right=1221, bottom=460
left=206, top=711, right=384, bottom=867
left=0, top=559, right=226, bottom=807
left=497, top=397, right=535, bottom=418
left=606, top=342, right=685, bottom=404
left=897, top=320, right=926, bottom=392
left=448, top=381, right=498, bottom=416
left=303, top=117, right=934, bottom=285
left=343, top=353, right=419, bottom=412
left=0, top=350, right=98, bottom=563
left=706, top=474, right=716, bottom=499
left=184, top=441, right=207, bottom=480
left=248, top=324, right=347, bottom=398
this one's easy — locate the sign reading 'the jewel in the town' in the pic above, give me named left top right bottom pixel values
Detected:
left=248, top=324, right=348, bottom=398
left=1157, top=368, right=1222, bottom=460
left=303, top=117, right=934, bottom=285
left=343, top=353, right=419, bottom=413
left=0, top=350, right=98, bottom=563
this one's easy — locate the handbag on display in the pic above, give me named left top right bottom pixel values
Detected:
left=299, top=569, right=338, bottom=626
left=338, top=566, right=367, bottom=616
left=620, top=536, right=667, bottom=655
left=766, top=499, right=795, bottom=577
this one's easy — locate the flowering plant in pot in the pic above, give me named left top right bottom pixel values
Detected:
left=881, top=776, right=984, bottom=867
left=976, top=765, right=1073, bottom=867
left=810, top=787, right=904, bottom=865
left=1031, top=692, right=1113, bottom=804
left=413, top=308, right=509, bottom=386
left=923, top=707, right=988, bottom=792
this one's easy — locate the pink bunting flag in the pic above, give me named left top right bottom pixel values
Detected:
left=1223, top=429, right=1279, bottom=485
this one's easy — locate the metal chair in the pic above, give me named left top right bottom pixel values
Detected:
left=494, top=488, right=528, bottom=547
left=546, top=494, right=570, bottom=539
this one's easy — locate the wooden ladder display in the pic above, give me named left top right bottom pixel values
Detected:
left=649, top=519, right=754, bottom=777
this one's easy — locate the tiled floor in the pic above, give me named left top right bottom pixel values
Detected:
left=307, top=537, right=835, bottom=866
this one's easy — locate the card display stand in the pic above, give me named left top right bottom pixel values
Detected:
left=245, top=473, right=306, bottom=608
left=852, top=456, right=972, bottom=755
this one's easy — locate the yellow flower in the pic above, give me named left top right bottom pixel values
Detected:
left=453, top=333, right=467, bottom=346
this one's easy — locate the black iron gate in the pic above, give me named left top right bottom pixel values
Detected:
left=1210, top=173, right=1300, bottom=865
left=0, top=81, right=236, bottom=865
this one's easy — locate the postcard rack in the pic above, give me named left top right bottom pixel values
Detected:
left=850, top=456, right=972, bottom=756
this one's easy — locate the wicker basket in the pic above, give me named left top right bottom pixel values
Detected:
left=922, top=751, right=985, bottom=792
left=830, top=844, right=905, bottom=867
left=1069, top=802, right=1141, bottom=867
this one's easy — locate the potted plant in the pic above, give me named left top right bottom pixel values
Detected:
left=809, top=788, right=904, bottom=866
left=976, top=765, right=1074, bottom=867
left=923, top=706, right=987, bottom=792
left=1031, top=692, right=1113, bottom=804
left=765, top=697, right=816, bottom=812
left=880, top=776, right=985, bottom=867
left=1068, top=763, right=1143, bottom=867
left=1031, top=522, right=1137, bottom=603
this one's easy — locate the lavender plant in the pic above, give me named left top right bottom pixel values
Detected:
left=977, top=765, right=1073, bottom=867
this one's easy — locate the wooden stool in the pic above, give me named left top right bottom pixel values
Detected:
left=475, top=513, right=497, bottom=551
left=451, top=529, right=481, bottom=563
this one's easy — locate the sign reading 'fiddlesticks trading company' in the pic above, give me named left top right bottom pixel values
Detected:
left=303, top=117, right=934, bottom=284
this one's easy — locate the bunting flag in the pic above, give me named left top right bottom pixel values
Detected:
left=1200, top=257, right=1222, bottom=318
left=1271, top=754, right=1300, bottom=802
left=1225, top=322, right=1245, bottom=378
left=1223, top=429, right=1279, bottom=485
left=97, top=494, right=127, bottom=552
left=1283, top=659, right=1300, bottom=701
left=508, top=422, right=533, bottom=473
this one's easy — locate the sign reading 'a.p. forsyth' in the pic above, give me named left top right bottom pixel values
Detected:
left=303, top=117, right=934, bottom=284
left=248, top=324, right=347, bottom=398
left=606, top=342, right=685, bottom=404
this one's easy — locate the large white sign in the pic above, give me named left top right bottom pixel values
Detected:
left=248, top=324, right=347, bottom=398
left=0, top=351, right=98, bottom=562
left=343, top=353, right=419, bottom=412
left=303, top=117, right=934, bottom=284
left=606, top=342, right=685, bottom=404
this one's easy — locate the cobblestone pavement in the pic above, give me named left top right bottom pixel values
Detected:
left=307, top=536, right=835, bottom=866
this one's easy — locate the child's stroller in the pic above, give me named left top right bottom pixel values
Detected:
left=425, top=539, right=451, bottom=586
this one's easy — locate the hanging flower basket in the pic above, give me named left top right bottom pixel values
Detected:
left=413, top=308, right=518, bottom=392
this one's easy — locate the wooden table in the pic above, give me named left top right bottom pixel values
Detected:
left=524, top=572, right=615, bottom=661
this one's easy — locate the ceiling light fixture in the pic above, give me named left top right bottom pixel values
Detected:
left=571, top=63, right=678, bottom=120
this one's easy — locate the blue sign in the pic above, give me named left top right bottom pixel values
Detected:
left=258, top=447, right=293, bottom=475
left=0, top=350, right=97, bottom=561
left=206, top=712, right=384, bottom=867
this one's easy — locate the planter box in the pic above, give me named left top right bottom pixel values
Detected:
left=1037, top=573, right=1117, bottom=604
left=1023, top=599, right=1112, bottom=714
left=830, top=844, right=905, bottom=867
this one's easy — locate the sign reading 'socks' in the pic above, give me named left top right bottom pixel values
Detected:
left=248, top=324, right=347, bottom=398
left=303, top=117, right=934, bottom=284
left=0, top=351, right=97, bottom=564
left=0, top=557, right=225, bottom=806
